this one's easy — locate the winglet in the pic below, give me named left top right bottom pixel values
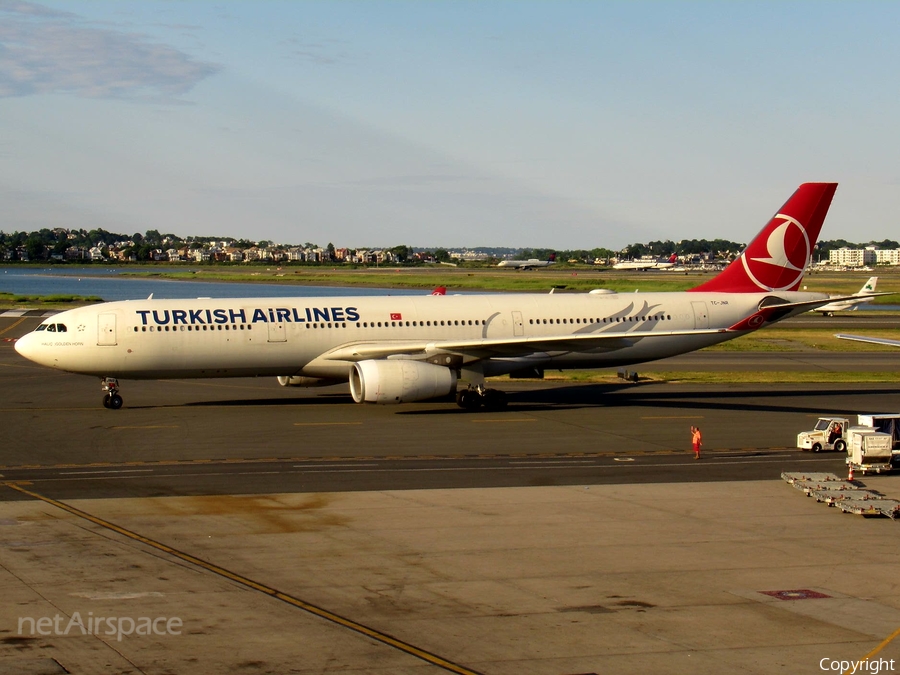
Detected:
left=690, top=183, right=838, bottom=293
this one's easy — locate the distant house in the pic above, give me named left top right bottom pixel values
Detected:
left=225, top=247, right=244, bottom=262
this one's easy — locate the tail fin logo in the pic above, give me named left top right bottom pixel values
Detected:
left=741, top=214, right=811, bottom=292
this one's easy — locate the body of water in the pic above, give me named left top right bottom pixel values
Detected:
left=0, top=267, right=428, bottom=301
left=1, top=267, right=897, bottom=309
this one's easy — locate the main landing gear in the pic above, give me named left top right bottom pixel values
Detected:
left=101, top=377, right=123, bottom=409
left=455, top=385, right=508, bottom=411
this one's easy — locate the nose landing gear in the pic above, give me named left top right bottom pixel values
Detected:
left=101, top=377, right=123, bottom=409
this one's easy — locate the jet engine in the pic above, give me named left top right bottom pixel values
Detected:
left=349, top=360, right=457, bottom=404
left=277, top=376, right=343, bottom=388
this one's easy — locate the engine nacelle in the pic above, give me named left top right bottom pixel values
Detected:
left=349, top=360, right=457, bottom=404
left=277, top=376, right=343, bottom=388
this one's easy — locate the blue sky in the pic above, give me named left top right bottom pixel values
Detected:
left=1, top=1, right=898, bottom=249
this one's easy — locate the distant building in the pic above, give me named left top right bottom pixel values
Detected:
left=875, top=249, right=900, bottom=265
left=828, top=247, right=877, bottom=267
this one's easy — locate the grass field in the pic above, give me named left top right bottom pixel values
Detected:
left=115, top=265, right=900, bottom=299
left=0, top=292, right=103, bottom=308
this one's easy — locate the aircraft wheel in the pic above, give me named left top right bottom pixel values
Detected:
left=102, top=394, right=111, bottom=409
left=108, top=394, right=123, bottom=410
left=482, top=389, right=508, bottom=410
left=456, top=389, right=482, bottom=410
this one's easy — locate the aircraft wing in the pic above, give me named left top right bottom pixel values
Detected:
left=835, top=334, right=900, bottom=348
left=323, top=327, right=728, bottom=362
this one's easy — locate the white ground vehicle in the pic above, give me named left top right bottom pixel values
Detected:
left=857, top=414, right=900, bottom=450
left=798, top=417, right=850, bottom=453
left=846, top=427, right=893, bottom=474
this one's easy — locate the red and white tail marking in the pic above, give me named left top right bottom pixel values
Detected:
left=690, top=183, right=837, bottom=293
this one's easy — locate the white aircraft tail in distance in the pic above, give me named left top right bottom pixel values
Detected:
left=497, top=253, right=556, bottom=269
left=17, top=183, right=857, bottom=410
left=810, top=277, right=879, bottom=315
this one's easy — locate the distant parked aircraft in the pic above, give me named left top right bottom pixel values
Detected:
left=613, top=253, right=678, bottom=270
left=810, top=277, right=878, bottom=316
left=497, top=254, right=556, bottom=269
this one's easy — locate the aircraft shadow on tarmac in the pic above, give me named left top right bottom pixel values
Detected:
left=122, top=383, right=900, bottom=417
left=182, top=394, right=355, bottom=408
left=519, top=383, right=900, bottom=415
left=397, top=383, right=900, bottom=417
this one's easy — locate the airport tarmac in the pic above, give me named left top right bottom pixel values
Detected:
left=3, top=318, right=900, bottom=674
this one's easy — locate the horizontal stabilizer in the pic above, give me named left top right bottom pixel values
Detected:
left=727, top=293, right=893, bottom=331
left=835, top=334, right=900, bottom=348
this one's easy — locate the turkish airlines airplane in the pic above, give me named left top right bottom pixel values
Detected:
left=15, top=183, right=853, bottom=410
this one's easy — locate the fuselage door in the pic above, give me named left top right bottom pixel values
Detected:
left=512, top=311, right=524, bottom=337
left=98, top=313, right=117, bottom=346
left=267, top=319, right=286, bottom=343
left=691, top=301, right=709, bottom=330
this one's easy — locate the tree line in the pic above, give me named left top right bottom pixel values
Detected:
left=1, top=228, right=897, bottom=264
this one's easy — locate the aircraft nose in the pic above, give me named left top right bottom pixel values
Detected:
left=14, top=332, right=39, bottom=363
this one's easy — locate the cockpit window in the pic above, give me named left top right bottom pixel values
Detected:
left=37, top=323, right=67, bottom=332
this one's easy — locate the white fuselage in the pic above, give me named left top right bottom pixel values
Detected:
left=813, top=296, right=875, bottom=313
left=496, top=260, right=554, bottom=269
left=15, top=290, right=825, bottom=381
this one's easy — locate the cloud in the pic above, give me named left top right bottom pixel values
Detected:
left=280, top=36, right=350, bottom=66
left=0, top=0, right=221, bottom=100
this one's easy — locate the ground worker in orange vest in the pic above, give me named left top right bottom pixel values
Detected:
left=691, top=426, right=703, bottom=460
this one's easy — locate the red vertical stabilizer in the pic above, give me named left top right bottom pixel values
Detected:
left=690, top=183, right=837, bottom=293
